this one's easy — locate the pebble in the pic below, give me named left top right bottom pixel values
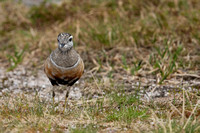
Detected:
left=69, top=87, right=82, bottom=100
left=2, top=88, right=9, bottom=93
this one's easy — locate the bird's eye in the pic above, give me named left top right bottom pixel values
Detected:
left=69, top=38, right=72, bottom=42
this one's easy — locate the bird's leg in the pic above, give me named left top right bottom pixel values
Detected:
left=63, top=87, right=70, bottom=113
left=52, top=85, right=56, bottom=108
left=52, top=90, right=55, bottom=105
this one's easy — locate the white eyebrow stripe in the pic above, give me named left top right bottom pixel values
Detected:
left=69, top=36, right=73, bottom=39
left=50, top=53, right=80, bottom=70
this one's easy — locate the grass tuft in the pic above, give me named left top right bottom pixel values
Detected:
left=106, top=91, right=148, bottom=123
left=7, top=44, right=28, bottom=71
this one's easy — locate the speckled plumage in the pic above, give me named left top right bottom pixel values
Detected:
left=50, top=48, right=79, bottom=68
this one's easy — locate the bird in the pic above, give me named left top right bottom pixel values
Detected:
left=44, top=33, right=84, bottom=109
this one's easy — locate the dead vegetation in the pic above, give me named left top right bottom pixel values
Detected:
left=0, top=0, right=200, bottom=132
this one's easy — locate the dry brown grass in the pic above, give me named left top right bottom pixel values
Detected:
left=0, top=0, right=200, bottom=132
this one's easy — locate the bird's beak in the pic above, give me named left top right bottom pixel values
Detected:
left=60, top=43, right=65, bottom=48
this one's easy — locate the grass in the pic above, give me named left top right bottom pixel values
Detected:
left=106, top=91, right=148, bottom=123
left=7, top=43, right=28, bottom=71
left=0, top=88, right=199, bottom=132
left=70, top=124, right=97, bottom=133
left=0, top=0, right=200, bottom=132
left=149, top=39, right=183, bottom=83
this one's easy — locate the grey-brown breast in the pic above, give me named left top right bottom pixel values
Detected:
left=51, top=48, right=79, bottom=68
left=44, top=48, right=84, bottom=86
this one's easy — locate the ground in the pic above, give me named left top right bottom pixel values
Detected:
left=0, top=0, right=200, bottom=132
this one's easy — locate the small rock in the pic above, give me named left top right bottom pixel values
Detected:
left=69, top=87, right=82, bottom=100
left=2, top=88, right=10, bottom=93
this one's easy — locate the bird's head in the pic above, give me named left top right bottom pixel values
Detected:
left=57, top=33, right=73, bottom=52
